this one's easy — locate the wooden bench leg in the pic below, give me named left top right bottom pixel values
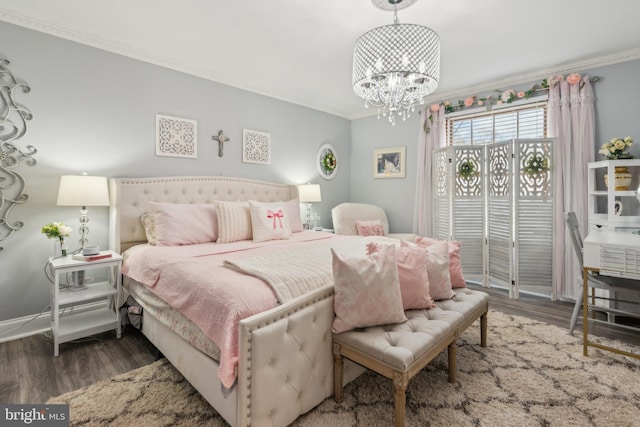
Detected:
left=333, top=343, right=344, bottom=403
left=481, top=311, right=488, bottom=347
left=447, top=341, right=457, bottom=383
left=392, top=371, right=408, bottom=427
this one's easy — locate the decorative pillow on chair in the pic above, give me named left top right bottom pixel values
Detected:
left=149, top=202, right=218, bottom=246
left=355, top=219, right=385, bottom=237
left=283, top=198, right=304, bottom=233
left=422, top=240, right=455, bottom=300
left=416, top=237, right=466, bottom=288
left=140, top=213, right=157, bottom=245
left=216, top=201, right=252, bottom=243
left=249, top=201, right=292, bottom=243
left=366, top=242, right=435, bottom=310
left=331, top=244, right=407, bottom=334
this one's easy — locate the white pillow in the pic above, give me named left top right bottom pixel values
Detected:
left=140, top=213, right=157, bottom=245
left=283, top=198, right=304, bottom=233
left=249, top=201, right=292, bottom=243
left=149, top=202, right=218, bottom=246
left=331, top=244, right=407, bottom=334
left=216, top=201, right=252, bottom=243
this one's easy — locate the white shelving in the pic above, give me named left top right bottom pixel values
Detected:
left=49, top=251, right=122, bottom=356
left=588, top=159, right=640, bottom=231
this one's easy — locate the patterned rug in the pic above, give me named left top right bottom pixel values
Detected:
left=47, top=310, right=640, bottom=426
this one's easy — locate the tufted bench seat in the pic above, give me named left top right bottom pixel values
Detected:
left=332, top=288, right=489, bottom=427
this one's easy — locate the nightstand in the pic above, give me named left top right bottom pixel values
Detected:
left=48, top=250, right=122, bottom=356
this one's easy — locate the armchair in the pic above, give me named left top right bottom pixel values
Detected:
left=331, top=202, right=417, bottom=242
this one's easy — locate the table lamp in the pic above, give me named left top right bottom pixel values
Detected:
left=298, top=184, right=322, bottom=229
left=56, top=175, right=110, bottom=249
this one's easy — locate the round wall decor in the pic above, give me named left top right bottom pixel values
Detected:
left=317, top=144, right=338, bottom=180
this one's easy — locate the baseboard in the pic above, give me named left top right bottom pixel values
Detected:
left=0, top=301, right=109, bottom=343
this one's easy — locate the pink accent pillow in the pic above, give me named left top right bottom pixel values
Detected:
left=422, top=240, right=455, bottom=300
left=355, top=219, right=385, bottom=236
left=283, top=198, right=304, bottom=233
left=149, top=202, right=218, bottom=246
left=331, top=245, right=407, bottom=334
left=367, top=242, right=435, bottom=310
left=249, top=201, right=292, bottom=243
left=416, top=237, right=466, bottom=288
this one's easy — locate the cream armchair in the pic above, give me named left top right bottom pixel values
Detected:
left=331, top=202, right=418, bottom=242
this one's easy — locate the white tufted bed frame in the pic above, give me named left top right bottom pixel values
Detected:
left=108, top=176, right=364, bottom=427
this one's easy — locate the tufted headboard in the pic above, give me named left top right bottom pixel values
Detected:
left=109, top=176, right=299, bottom=253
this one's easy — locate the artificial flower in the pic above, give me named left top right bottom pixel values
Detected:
left=599, top=136, right=634, bottom=160
left=566, top=73, right=582, bottom=85
left=548, top=75, right=564, bottom=86
left=517, top=91, right=525, bottom=98
left=430, top=104, right=440, bottom=112
left=42, top=222, right=72, bottom=241
left=464, top=96, right=475, bottom=107
left=501, top=89, right=516, bottom=103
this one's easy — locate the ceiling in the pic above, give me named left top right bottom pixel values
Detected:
left=2, top=0, right=640, bottom=119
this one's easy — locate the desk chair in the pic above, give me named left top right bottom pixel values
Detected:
left=565, top=211, right=640, bottom=335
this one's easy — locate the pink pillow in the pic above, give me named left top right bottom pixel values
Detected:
left=331, top=245, right=407, bottom=334
left=422, top=240, right=455, bottom=300
left=416, top=237, right=466, bottom=288
left=355, top=219, right=385, bottom=236
left=149, top=202, right=218, bottom=246
left=283, top=198, right=304, bottom=232
left=367, top=242, right=435, bottom=310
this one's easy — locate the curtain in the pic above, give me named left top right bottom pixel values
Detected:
left=547, top=76, right=595, bottom=300
left=413, top=107, right=445, bottom=236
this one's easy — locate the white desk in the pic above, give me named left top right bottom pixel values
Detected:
left=582, top=230, right=640, bottom=359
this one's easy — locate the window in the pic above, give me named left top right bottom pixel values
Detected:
left=447, top=101, right=547, bottom=146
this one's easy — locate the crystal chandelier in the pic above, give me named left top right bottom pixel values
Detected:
left=353, top=0, right=440, bottom=125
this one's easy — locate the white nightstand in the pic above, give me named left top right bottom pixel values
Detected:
left=48, top=250, right=122, bottom=356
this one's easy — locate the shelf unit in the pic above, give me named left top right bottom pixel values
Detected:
left=588, top=159, right=640, bottom=231
left=49, top=251, right=122, bottom=356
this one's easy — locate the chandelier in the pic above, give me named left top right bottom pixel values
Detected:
left=352, top=0, right=440, bottom=125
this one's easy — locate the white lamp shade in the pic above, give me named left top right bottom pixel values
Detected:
left=298, top=184, right=322, bottom=203
left=56, top=175, right=110, bottom=207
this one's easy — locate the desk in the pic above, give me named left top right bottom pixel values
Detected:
left=582, top=230, right=640, bottom=359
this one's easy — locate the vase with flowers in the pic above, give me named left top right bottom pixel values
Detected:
left=600, top=136, right=634, bottom=190
left=42, top=222, right=72, bottom=257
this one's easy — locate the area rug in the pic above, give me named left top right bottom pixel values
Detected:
left=47, top=310, right=640, bottom=426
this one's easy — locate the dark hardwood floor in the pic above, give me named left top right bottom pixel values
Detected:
left=1, top=285, right=638, bottom=405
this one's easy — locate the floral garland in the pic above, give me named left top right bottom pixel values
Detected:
left=524, top=155, right=550, bottom=176
left=423, top=72, right=587, bottom=134
left=458, top=160, right=477, bottom=179
left=322, top=151, right=337, bottom=171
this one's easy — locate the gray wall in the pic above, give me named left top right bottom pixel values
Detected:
left=0, top=22, right=351, bottom=322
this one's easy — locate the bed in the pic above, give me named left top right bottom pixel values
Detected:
left=108, top=176, right=369, bottom=427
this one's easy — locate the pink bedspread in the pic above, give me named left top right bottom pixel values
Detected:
left=122, top=230, right=336, bottom=388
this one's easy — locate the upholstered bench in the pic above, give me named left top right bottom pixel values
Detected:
left=332, top=288, right=489, bottom=427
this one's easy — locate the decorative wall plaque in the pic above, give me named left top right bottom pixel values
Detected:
left=155, top=114, right=197, bottom=158
left=242, top=129, right=270, bottom=164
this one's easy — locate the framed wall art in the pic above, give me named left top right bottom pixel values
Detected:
left=317, top=143, right=338, bottom=180
left=373, top=146, right=406, bottom=179
left=243, top=129, right=271, bottom=164
left=155, top=114, right=197, bottom=158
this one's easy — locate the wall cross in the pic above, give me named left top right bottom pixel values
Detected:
left=212, top=130, right=230, bottom=157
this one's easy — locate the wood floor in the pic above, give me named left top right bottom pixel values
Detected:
left=1, top=285, right=638, bottom=405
